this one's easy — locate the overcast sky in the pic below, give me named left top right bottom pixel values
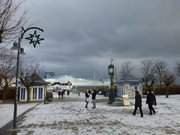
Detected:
left=21, top=0, right=180, bottom=81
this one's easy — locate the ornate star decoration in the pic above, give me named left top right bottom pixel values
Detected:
left=25, top=30, right=44, bottom=48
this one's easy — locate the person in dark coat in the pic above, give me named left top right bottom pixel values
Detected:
left=61, top=90, right=65, bottom=99
left=58, top=91, right=61, bottom=98
left=133, top=91, right=143, bottom=117
left=146, top=90, right=156, bottom=115
left=67, top=90, right=70, bottom=96
left=85, top=90, right=90, bottom=108
left=91, top=90, right=97, bottom=109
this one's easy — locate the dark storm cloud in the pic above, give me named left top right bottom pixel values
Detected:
left=23, top=0, right=180, bottom=79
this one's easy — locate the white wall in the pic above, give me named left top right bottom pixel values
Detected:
left=19, top=87, right=27, bottom=102
left=30, top=86, right=45, bottom=101
left=19, top=85, right=46, bottom=102
left=117, top=83, right=142, bottom=98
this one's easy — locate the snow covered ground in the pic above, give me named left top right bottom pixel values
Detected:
left=15, top=94, right=180, bottom=135
left=0, top=103, right=37, bottom=128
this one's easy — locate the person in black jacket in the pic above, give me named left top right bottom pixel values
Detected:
left=133, top=90, right=143, bottom=117
left=58, top=91, right=61, bottom=99
left=146, top=90, right=156, bottom=115
left=91, top=90, right=97, bottom=109
left=85, top=90, right=90, bottom=108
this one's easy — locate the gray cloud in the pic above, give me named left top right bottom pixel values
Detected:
left=21, top=0, right=180, bottom=79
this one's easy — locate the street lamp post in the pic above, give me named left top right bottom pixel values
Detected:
left=108, top=60, right=114, bottom=104
left=12, top=26, right=44, bottom=129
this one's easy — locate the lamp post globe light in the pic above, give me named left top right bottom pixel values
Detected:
left=108, top=61, right=115, bottom=104
left=12, top=26, right=44, bottom=129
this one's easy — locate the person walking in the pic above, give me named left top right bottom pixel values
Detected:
left=58, top=90, right=61, bottom=99
left=78, top=91, right=80, bottom=96
left=85, top=90, right=90, bottom=108
left=91, top=90, right=97, bottom=109
left=146, top=90, right=156, bottom=115
left=133, top=90, right=143, bottom=117
left=61, top=90, right=65, bottom=99
left=67, top=90, right=70, bottom=96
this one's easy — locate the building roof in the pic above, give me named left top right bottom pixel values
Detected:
left=117, top=80, right=140, bottom=85
left=117, top=74, right=141, bottom=85
left=21, top=72, right=47, bottom=86
left=51, top=81, right=72, bottom=86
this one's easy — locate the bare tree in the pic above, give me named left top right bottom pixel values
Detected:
left=176, top=63, right=180, bottom=77
left=0, top=48, right=16, bottom=100
left=119, top=61, right=134, bottom=79
left=141, top=60, right=156, bottom=91
left=20, top=61, right=41, bottom=77
left=20, top=61, right=41, bottom=102
left=154, top=60, right=167, bottom=87
left=0, top=0, right=25, bottom=43
left=162, top=71, right=176, bottom=98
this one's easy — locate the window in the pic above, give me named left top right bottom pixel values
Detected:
left=38, top=88, right=43, bottom=99
left=20, top=88, right=26, bottom=100
left=33, top=88, right=37, bottom=99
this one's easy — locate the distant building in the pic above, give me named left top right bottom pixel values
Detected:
left=51, top=81, right=72, bottom=92
left=19, top=72, right=48, bottom=102
left=116, top=74, right=142, bottom=98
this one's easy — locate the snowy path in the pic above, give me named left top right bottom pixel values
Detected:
left=14, top=95, right=180, bottom=135
left=0, top=103, right=37, bottom=128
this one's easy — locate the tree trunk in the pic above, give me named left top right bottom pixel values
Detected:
left=27, top=87, right=30, bottom=102
left=2, top=78, right=9, bottom=101
left=0, top=31, right=2, bottom=43
left=2, top=89, right=6, bottom=101
left=166, top=86, right=169, bottom=98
